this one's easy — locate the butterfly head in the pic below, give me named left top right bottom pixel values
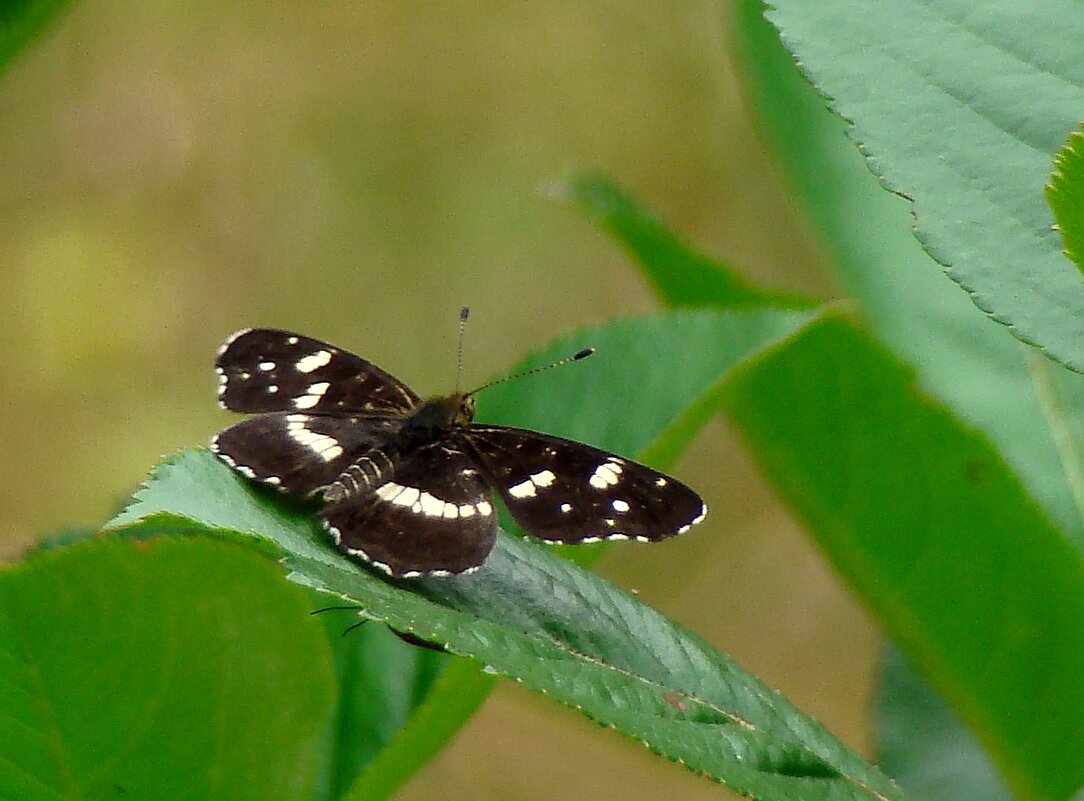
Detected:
left=401, top=392, right=476, bottom=446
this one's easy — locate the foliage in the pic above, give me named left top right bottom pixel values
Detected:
left=3, top=2, right=1083, bottom=801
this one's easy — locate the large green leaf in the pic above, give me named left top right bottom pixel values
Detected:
left=733, top=0, right=1084, bottom=550
left=723, top=314, right=1084, bottom=801
left=108, top=449, right=905, bottom=801
left=761, top=0, right=1084, bottom=373
left=0, top=535, right=335, bottom=801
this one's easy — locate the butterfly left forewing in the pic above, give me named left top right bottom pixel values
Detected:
left=463, top=426, right=706, bottom=545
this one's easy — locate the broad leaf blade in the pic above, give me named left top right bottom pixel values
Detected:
left=762, top=0, right=1084, bottom=372
left=733, top=0, right=1084, bottom=548
left=730, top=7, right=1084, bottom=798
left=110, top=449, right=905, bottom=801
left=0, top=536, right=335, bottom=801
left=723, top=313, right=1084, bottom=801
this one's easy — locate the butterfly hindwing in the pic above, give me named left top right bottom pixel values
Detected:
left=216, top=328, right=419, bottom=415
left=322, top=441, right=497, bottom=577
left=211, top=412, right=401, bottom=495
left=464, top=426, right=706, bottom=545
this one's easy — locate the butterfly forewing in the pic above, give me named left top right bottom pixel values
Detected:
left=216, top=328, right=418, bottom=414
left=463, top=426, right=706, bottom=545
left=211, top=413, right=401, bottom=495
left=322, top=442, right=497, bottom=577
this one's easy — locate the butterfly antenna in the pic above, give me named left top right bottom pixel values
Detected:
left=466, top=346, right=595, bottom=397
left=455, top=305, right=470, bottom=393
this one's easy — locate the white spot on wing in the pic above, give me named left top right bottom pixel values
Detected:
left=416, top=491, right=446, bottom=517
left=376, top=482, right=406, bottom=502
left=589, top=461, right=623, bottom=489
left=611, top=499, right=630, bottom=513
left=508, top=478, right=536, bottom=499
left=285, top=414, right=344, bottom=462
left=296, top=349, right=332, bottom=373
left=509, top=469, right=558, bottom=499
left=560, top=503, right=572, bottom=514
left=529, top=469, right=556, bottom=488
left=258, top=361, right=275, bottom=371
left=287, top=336, right=299, bottom=345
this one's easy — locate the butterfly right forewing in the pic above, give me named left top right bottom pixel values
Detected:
left=216, top=328, right=419, bottom=415
left=213, top=329, right=419, bottom=496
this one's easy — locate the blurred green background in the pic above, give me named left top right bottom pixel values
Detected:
left=0, top=3, right=875, bottom=799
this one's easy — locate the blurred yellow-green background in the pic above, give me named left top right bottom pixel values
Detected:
left=0, top=3, right=874, bottom=799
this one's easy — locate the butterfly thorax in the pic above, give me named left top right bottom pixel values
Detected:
left=398, top=393, right=476, bottom=447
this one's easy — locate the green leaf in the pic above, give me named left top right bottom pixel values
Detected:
left=761, top=0, right=1084, bottom=372
left=1048, top=125, right=1084, bottom=277
left=722, top=313, right=1084, bottom=801
left=732, top=0, right=1084, bottom=549
left=0, top=0, right=75, bottom=74
left=876, top=646, right=1012, bottom=801
left=109, top=448, right=906, bottom=801
left=0, top=535, right=335, bottom=801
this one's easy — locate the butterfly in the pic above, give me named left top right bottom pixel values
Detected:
left=211, top=325, right=706, bottom=578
